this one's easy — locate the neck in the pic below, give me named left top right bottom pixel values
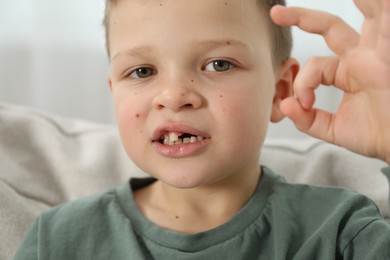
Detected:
left=134, top=167, right=262, bottom=234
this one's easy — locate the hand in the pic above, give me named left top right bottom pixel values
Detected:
left=271, top=0, right=390, bottom=164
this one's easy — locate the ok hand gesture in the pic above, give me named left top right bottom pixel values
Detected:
left=271, top=0, right=390, bottom=164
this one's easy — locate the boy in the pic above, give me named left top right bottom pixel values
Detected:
left=15, top=0, right=390, bottom=259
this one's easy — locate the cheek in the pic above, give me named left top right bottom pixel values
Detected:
left=224, top=85, right=273, bottom=119
left=113, top=91, right=148, bottom=149
left=116, top=107, right=148, bottom=162
left=113, top=86, right=146, bottom=122
left=218, top=84, right=273, bottom=141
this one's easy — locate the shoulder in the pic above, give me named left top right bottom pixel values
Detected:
left=262, top=166, right=382, bottom=218
left=37, top=186, right=125, bottom=235
left=259, top=167, right=390, bottom=256
left=271, top=174, right=382, bottom=222
left=14, top=186, right=128, bottom=259
left=48, top=187, right=115, bottom=213
left=262, top=167, right=385, bottom=235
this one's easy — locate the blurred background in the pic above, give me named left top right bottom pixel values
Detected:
left=0, top=0, right=363, bottom=138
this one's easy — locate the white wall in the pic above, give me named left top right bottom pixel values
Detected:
left=0, top=0, right=112, bottom=123
left=0, top=0, right=363, bottom=138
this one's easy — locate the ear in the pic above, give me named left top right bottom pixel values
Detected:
left=108, top=76, right=113, bottom=92
left=270, top=58, right=299, bottom=123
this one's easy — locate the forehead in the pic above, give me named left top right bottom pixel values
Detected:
left=108, top=0, right=267, bottom=27
left=108, top=0, right=270, bottom=58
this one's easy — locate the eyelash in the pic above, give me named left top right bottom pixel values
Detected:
left=127, top=67, right=157, bottom=79
left=126, top=59, right=237, bottom=80
left=204, top=59, right=236, bottom=72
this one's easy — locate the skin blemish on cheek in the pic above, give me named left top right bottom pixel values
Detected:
left=135, top=113, right=140, bottom=118
left=191, top=79, right=194, bottom=83
left=220, top=95, right=224, bottom=98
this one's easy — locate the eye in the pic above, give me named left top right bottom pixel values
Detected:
left=205, top=60, right=235, bottom=72
left=128, top=67, right=157, bottom=79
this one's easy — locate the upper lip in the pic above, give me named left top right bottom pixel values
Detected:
left=152, top=123, right=210, bottom=141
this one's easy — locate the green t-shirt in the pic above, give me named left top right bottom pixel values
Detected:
left=14, top=167, right=390, bottom=259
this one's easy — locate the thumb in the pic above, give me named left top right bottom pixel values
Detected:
left=280, top=97, right=336, bottom=143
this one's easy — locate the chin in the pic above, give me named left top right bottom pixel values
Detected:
left=150, top=167, right=216, bottom=190
left=160, top=174, right=208, bottom=190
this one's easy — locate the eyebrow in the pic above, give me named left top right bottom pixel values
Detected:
left=194, top=39, right=249, bottom=51
left=112, top=46, right=153, bottom=61
left=111, top=39, right=249, bottom=61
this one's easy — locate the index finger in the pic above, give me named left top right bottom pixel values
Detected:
left=378, top=0, right=390, bottom=64
left=270, top=5, right=359, bottom=56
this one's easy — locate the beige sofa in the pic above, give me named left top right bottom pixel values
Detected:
left=1, top=102, right=388, bottom=260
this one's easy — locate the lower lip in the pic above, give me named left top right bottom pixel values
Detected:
left=152, top=139, right=211, bottom=158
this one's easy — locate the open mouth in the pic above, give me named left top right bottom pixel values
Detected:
left=159, top=132, right=205, bottom=146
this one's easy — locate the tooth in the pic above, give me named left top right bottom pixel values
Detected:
left=169, top=132, right=179, bottom=142
left=161, top=132, right=206, bottom=145
left=163, top=135, right=169, bottom=145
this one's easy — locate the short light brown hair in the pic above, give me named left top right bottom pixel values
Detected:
left=103, top=0, right=292, bottom=66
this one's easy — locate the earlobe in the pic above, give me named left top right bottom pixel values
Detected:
left=270, top=58, right=300, bottom=123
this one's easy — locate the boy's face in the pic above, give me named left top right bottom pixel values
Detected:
left=108, top=0, right=290, bottom=188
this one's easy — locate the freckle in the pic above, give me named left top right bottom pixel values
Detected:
left=140, top=130, right=144, bottom=134
left=160, top=3, right=163, bottom=6
left=191, top=79, right=194, bottom=83
left=134, top=92, right=138, bottom=96
left=135, top=113, right=140, bottom=118
left=226, top=41, right=230, bottom=45
left=225, top=2, right=228, bottom=6
left=175, top=216, right=179, bottom=219
left=220, top=95, right=223, bottom=98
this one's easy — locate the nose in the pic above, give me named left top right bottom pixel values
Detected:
left=152, top=78, right=203, bottom=112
